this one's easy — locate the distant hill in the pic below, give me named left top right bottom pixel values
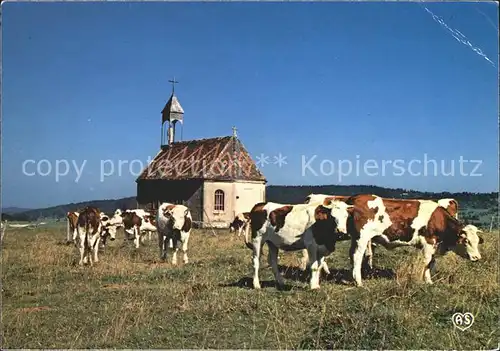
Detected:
left=2, top=197, right=137, bottom=222
left=2, top=207, right=33, bottom=214
left=2, top=185, right=498, bottom=228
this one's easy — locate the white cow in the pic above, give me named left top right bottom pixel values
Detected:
left=246, top=200, right=354, bottom=290
left=109, top=209, right=125, bottom=228
left=156, top=203, right=192, bottom=265
left=99, top=212, right=118, bottom=248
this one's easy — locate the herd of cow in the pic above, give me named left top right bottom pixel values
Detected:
left=66, top=193, right=485, bottom=291
left=66, top=203, right=192, bottom=267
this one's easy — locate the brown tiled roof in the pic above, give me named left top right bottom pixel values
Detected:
left=136, top=136, right=266, bottom=182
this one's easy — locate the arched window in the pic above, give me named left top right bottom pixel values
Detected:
left=214, top=189, right=225, bottom=211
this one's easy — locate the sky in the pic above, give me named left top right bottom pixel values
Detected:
left=2, top=1, right=499, bottom=209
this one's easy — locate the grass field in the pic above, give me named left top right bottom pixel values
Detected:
left=1, top=224, right=499, bottom=349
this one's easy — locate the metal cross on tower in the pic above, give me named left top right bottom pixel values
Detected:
left=168, top=77, right=179, bottom=94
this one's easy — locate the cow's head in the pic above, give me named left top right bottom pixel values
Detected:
left=323, top=199, right=354, bottom=234
left=109, top=212, right=124, bottom=228
left=100, top=214, right=117, bottom=241
left=455, top=224, right=484, bottom=261
left=163, top=205, right=190, bottom=231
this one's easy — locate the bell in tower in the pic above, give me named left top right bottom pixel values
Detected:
left=161, top=78, right=184, bottom=147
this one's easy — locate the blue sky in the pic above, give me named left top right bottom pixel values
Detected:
left=2, top=1, right=498, bottom=208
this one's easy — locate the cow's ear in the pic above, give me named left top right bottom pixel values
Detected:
left=323, top=198, right=332, bottom=207
left=478, top=235, right=484, bottom=244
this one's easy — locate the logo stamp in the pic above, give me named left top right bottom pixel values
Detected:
left=452, top=312, right=475, bottom=331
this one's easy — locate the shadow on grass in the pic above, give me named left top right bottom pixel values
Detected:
left=221, top=264, right=396, bottom=290
left=218, top=277, right=296, bottom=291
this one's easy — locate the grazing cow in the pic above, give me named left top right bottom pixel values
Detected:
left=76, top=206, right=102, bottom=266
left=345, top=194, right=484, bottom=286
left=156, top=203, right=192, bottom=265
left=247, top=200, right=354, bottom=290
left=229, top=212, right=251, bottom=237
left=66, top=211, right=79, bottom=243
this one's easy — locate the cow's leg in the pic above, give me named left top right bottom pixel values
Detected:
left=266, top=242, right=285, bottom=289
left=67, top=221, right=72, bottom=243
left=300, top=249, right=309, bottom=271
left=320, top=256, right=330, bottom=275
left=362, top=239, right=374, bottom=274
left=158, top=232, right=166, bottom=260
left=181, top=233, right=189, bottom=264
left=78, top=233, right=86, bottom=266
left=300, top=248, right=330, bottom=275
left=351, top=231, right=372, bottom=287
left=251, top=236, right=263, bottom=289
left=86, top=236, right=93, bottom=267
left=420, top=238, right=436, bottom=284
left=72, top=228, right=78, bottom=244
left=134, top=226, right=140, bottom=249
left=171, top=234, right=179, bottom=265
left=93, top=235, right=100, bottom=263
left=307, top=246, right=321, bottom=290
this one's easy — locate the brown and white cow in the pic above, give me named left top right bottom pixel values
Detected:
left=66, top=211, right=79, bottom=244
left=229, top=212, right=251, bottom=237
left=156, top=203, right=192, bottom=265
left=121, top=211, right=157, bottom=249
left=304, top=194, right=460, bottom=273
left=76, top=206, right=103, bottom=266
left=302, top=194, right=353, bottom=273
left=247, top=200, right=354, bottom=290
left=345, top=194, right=483, bottom=286
left=121, top=209, right=156, bottom=241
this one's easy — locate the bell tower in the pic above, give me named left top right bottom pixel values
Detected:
left=161, top=78, right=184, bottom=147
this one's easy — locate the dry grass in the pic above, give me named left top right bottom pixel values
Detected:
left=1, top=224, right=499, bottom=349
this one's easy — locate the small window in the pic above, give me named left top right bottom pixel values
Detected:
left=214, top=189, right=225, bottom=211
